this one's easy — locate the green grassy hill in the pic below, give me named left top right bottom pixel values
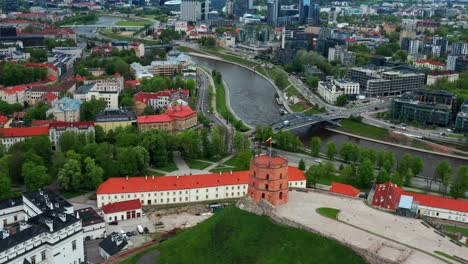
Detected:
left=126, top=206, right=366, bottom=264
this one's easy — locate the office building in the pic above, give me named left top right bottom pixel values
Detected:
left=308, top=1, right=320, bottom=26
left=317, top=78, right=360, bottom=104
left=233, top=0, right=252, bottom=18
left=451, top=41, right=468, bottom=56
left=328, top=45, right=356, bottom=66
left=180, top=0, right=210, bottom=21
left=346, top=68, right=425, bottom=97
left=0, top=189, right=84, bottom=264
left=390, top=89, right=456, bottom=126
left=267, top=0, right=280, bottom=26
left=454, top=56, right=468, bottom=72
left=432, top=36, right=448, bottom=57
left=399, top=19, right=417, bottom=45
left=455, top=99, right=468, bottom=133
left=401, top=38, right=419, bottom=55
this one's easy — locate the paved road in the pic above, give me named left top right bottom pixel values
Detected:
left=196, top=68, right=224, bottom=127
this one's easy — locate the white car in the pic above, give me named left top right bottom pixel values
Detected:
left=315, top=159, right=322, bottom=164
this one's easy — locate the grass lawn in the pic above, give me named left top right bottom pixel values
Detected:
left=58, top=190, right=89, bottom=199
left=290, top=102, right=306, bottom=112
left=443, top=225, right=468, bottom=236
left=186, top=159, right=211, bottom=170
left=98, top=29, right=158, bottom=45
left=285, top=86, right=300, bottom=96
left=115, top=20, right=152, bottom=26
left=303, top=107, right=323, bottom=115
left=144, top=170, right=165, bottom=176
left=200, top=48, right=258, bottom=68
left=434, top=251, right=465, bottom=264
left=122, top=206, right=365, bottom=264
left=339, top=119, right=389, bottom=141
left=316, top=207, right=340, bottom=220
left=154, top=160, right=179, bottom=173
left=222, top=156, right=237, bottom=167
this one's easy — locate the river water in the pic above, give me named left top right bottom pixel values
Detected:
left=73, top=16, right=122, bottom=37
left=299, top=127, right=467, bottom=181
left=191, top=56, right=282, bottom=127
left=191, top=55, right=467, bottom=180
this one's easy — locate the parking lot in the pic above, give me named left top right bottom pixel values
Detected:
left=105, top=216, right=155, bottom=248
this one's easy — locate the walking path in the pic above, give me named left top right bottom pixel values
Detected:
left=204, top=153, right=236, bottom=171
left=173, top=151, right=189, bottom=170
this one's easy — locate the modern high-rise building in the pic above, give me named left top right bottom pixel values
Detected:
left=451, top=41, right=468, bottom=55
left=233, top=0, right=252, bottom=18
left=1, top=0, right=19, bottom=12
left=267, top=0, right=280, bottom=26
left=299, top=0, right=319, bottom=25
left=432, top=36, right=448, bottom=56
left=225, top=0, right=234, bottom=16
left=402, top=38, right=420, bottom=55
left=180, top=0, right=210, bottom=21
left=399, top=19, right=417, bottom=46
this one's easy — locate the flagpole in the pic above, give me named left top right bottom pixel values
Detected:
left=269, top=141, right=272, bottom=157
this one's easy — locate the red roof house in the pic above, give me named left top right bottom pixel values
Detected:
left=0, top=116, right=8, bottom=126
left=372, top=182, right=403, bottom=210
left=102, top=199, right=142, bottom=215
left=0, top=126, right=49, bottom=138
left=329, top=182, right=361, bottom=197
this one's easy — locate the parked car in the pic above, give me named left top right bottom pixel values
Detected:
left=137, top=225, right=144, bottom=234
left=126, top=232, right=133, bottom=237
left=315, top=159, right=322, bottom=164
left=155, top=222, right=164, bottom=226
left=144, top=227, right=149, bottom=234
left=109, top=221, right=118, bottom=225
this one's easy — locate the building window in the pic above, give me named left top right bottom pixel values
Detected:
left=266, top=174, right=269, bottom=180
left=280, top=173, right=282, bottom=179
left=226, top=193, right=229, bottom=197
left=265, top=184, right=269, bottom=190
left=206, top=195, right=208, bottom=199
left=196, top=190, right=199, bottom=193
left=196, top=196, right=198, bottom=200
left=72, top=240, right=77, bottom=251
left=30, top=256, right=36, bottom=264
left=14, top=215, right=17, bottom=222
left=161, top=199, right=163, bottom=203
left=185, top=197, right=188, bottom=201
left=41, top=250, right=46, bottom=261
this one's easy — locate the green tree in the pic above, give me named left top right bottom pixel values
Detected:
left=404, top=169, right=414, bottom=186
left=57, top=159, right=83, bottom=191
left=233, top=131, right=250, bottom=152
left=0, top=173, right=12, bottom=200
left=256, top=126, right=273, bottom=142
left=235, top=150, right=253, bottom=170
left=382, top=152, right=395, bottom=172
left=391, top=171, right=404, bottom=186
left=411, top=156, right=423, bottom=176
left=326, top=141, right=337, bottom=160
left=305, top=164, right=324, bottom=187
left=358, top=159, right=374, bottom=188
left=83, top=157, right=104, bottom=190
left=22, top=161, right=51, bottom=191
left=307, top=76, right=319, bottom=88
left=298, top=159, right=306, bottom=171
left=376, top=168, right=390, bottom=184
left=80, top=98, right=107, bottom=121
left=449, top=181, right=465, bottom=199
left=435, top=161, right=452, bottom=190
left=457, top=165, right=468, bottom=189
left=398, top=154, right=413, bottom=176
left=335, top=94, right=349, bottom=106
left=340, top=164, right=357, bottom=184
left=323, top=161, right=336, bottom=179
left=310, top=136, right=322, bottom=157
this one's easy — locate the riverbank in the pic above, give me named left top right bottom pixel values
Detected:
left=98, top=29, right=158, bottom=45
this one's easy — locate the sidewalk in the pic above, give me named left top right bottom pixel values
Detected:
left=173, top=151, right=189, bottom=170
left=204, top=153, right=236, bottom=171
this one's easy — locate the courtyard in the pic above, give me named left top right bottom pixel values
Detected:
left=276, top=190, right=468, bottom=264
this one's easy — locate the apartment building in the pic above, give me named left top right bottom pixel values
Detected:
left=0, top=126, right=49, bottom=150
left=46, top=97, right=82, bottom=122
left=48, top=121, right=95, bottom=150
left=0, top=86, right=26, bottom=105
left=137, top=105, right=197, bottom=133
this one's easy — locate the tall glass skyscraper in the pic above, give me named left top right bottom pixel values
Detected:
left=299, top=0, right=319, bottom=26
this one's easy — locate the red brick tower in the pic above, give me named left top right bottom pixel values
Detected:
left=248, top=155, right=289, bottom=206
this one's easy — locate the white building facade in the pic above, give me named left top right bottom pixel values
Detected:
left=317, top=79, right=360, bottom=104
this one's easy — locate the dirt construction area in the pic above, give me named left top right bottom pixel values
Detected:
left=147, top=204, right=213, bottom=232
left=276, top=190, right=468, bottom=264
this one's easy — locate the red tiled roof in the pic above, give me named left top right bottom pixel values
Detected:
left=415, top=59, right=446, bottom=66
left=102, top=199, right=142, bottom=214
left=49, top=121, right=95, bottom=130
left=97, top=166, right=306, bottom=195
left=428, top=70, right=457, bottom=76
left=0, top=116, right=7, bottom=126
left=330, top=182, right=360, bottom=197
left=133, top=89, right=189, bottom=104
left=0, top=126, right=49, bottom=138
left=125, top=80, right=140, bottom=87
left=24, top=62, right=58, bottom=72
left=31, top=120, right=53, bottom=127
left=166, top=105, right=196, bottom=118
left=1, top=86, right=26, bottom=95
left=402, top=191, right=468, bottom=213
left=372, top=182, right=403, bottom=210
left=75, top=75, right=87, bottom=82
left=137, top=114, right=174, bottom=123
left=41, top=92, right=58, bottom=101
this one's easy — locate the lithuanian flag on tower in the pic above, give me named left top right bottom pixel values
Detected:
left=266, top=137, right=272, bottom=144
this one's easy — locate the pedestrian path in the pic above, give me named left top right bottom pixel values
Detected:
left=204, top=153, right=236, bottom=171
left=173, top=151, right=189, bottom=170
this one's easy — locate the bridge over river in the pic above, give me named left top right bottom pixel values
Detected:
left=271, top=113, right=346, bottom=131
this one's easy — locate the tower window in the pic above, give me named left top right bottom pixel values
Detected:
left=265, top=184, right=269, bottom=190
left=266, top=174, right=269, bottom=180
left=262, top=193, right=265, bottom=199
